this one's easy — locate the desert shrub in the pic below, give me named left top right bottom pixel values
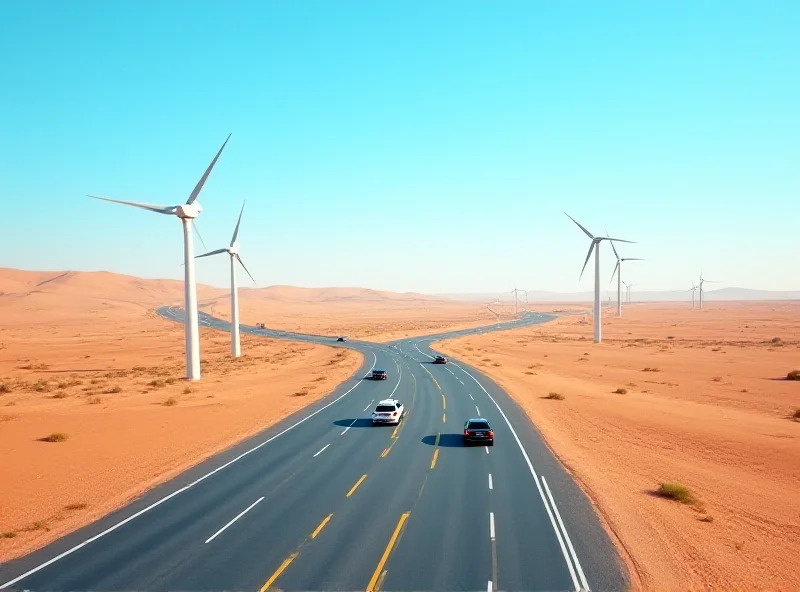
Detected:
left=183, top=387, right=193, bottom=394
left=52, top=391, right=68, bottom=399
left=700, top=515, right=714, bottom=523
left=613, top=388, right=628, bottom=394
left=0, top=383, right=10, bottom=394
left=793, top=408, right=800, bottom=419
left=42, top=432, right=68, bottom=442
left=1, top=531, right=17, bottom=538
left=787, top=370, right=800, bottom=381
left=292, top=390, right=309, bottom=397
left=105, top=386, right=122, bottom=394
left=165, top=378, right=176, bottom=385
left=64, top=502, right=88, bottom=511
left=87, top=396, right=102, bottom=405
left=314, top=376, right=327, bottom=382
left=482, top=358, right=492, bottom=362
left=642, top=367, right=660, bottom=372
left=34, top=379, right=52, bottom=392
left=149, top=379, right=166, bottom=388
left=546, top=392, right=564, bottom=400
left=657, top=482, right=695, bottom=504
left=162, top=397, right=178, bottom=406
left=771, top=337, right=782, bottom=344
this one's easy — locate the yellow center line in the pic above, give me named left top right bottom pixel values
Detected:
left=442, top=413, right=446, bottom=423
left=420, top=364, right=441, bottom=391
left=441, top=394, right=446, bottom=410
left=310, top=513, right=333, bottom=539
left=430, top=449, right=439, bottom=469
left=366, top=512, right=410, bottom=591
left=259, top=551, right=299, bottom=592
left=434, top=432, right=440, bottom=446
left=381, top=447, right=391, bottom=458
left=346, top=474, right=367, bottom=498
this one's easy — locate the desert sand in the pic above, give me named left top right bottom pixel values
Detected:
left=436, top=301, right=800, bottom=591
left=0, top=268, right=496, bottom=561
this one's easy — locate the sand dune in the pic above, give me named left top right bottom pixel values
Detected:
left=436, top=302, right=800, bottom=591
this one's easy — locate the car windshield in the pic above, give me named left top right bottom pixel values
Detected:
left=374, top=370, right=385, bottom=374
left=376, top=405, right=395, bottom=412
left=468, top=421, right=490, bottom=429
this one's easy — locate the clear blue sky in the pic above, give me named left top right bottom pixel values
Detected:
left=1, top=1, right=798, bottom=294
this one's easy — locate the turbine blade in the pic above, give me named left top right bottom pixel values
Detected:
left=186, top=133, right=231, bottom=205
left=236, top=254, right=256, bottom=284
left=88, top=195, right=175, bottom=215
left=621, top=258, right=644, bottom=261
left=606, top=230, right=621, bottom=260
left=195, top=248, right=228, bottom=259
left=565, top=213, right=594, bottom=239
left=192, top=221, right=208, bottom=253
left=602, top=237, right=636, bottom=244
left=579, top=241, right=595, bottom=280
left=231, top=201, right=246, bottom=246
left=610, top=260, right=620, bottom=283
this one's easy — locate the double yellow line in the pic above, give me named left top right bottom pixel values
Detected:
left=366, top=512, right=410, bottom=591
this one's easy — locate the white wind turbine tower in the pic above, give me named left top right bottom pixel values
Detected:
left=698, top=272, right=719, bottom=310
left=566, top=214, right=634, bottom=343
left=689, top=283, right=699, bottom=309
left=89, top=135, right=231, bottom=381
left=608, top=237, right=643, bottom=317
left=487, top=301, right=501, bottom=328
left=195, top=202, right=256, bottom=357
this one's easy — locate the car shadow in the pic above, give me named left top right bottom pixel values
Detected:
left=333, top=418, right=374, bottom=429
left=421, top=434, right=468, bottom=447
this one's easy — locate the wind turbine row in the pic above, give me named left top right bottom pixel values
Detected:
left=609, top=239, right=642, bottom=317
left=566, top=214, right=636, bottom=343
left=90, top=135, right=253, bottom=381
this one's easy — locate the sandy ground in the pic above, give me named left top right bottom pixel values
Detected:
left=436, top=301, right=800, bottom=591
left=0, top=270, right=364, bottom=561
left=203, top=286, right=501, bottom=342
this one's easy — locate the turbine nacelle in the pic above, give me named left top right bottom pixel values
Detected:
left=228, top=243, right=240, bottom=256
left=176, top=203, right=203, bottom=219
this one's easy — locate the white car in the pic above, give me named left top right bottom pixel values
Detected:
left=372, top=398, right=404, bottom=426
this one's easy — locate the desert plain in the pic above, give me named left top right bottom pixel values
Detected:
left=2, top=267, right=799, bottom=592
left=437, top=301, right=800, bottom=591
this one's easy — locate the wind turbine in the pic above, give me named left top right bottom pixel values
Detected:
left=487, top=301, right=501, bottom=328
left=89, top=134, right=231, bottom=380
left=195, top=202, right=256, bottom=357
left=689, top=283, right=699, bottom=309
left=698, top=272, right=719, bottom=310
left=608, top=236, right=642, bottom=318
left=566, top=214, right=634, bottom=343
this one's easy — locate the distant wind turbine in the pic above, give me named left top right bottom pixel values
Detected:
left=698, top=272, right=719, bottom=310
left=689, top=283, right=699, bottom=309
left=566, top=214, right=635, bottom=343
left=608, top=235, right=643, bottom=317
left=487, top=301, right=501, bottom=328
left=90, top=134, right=232, bottom=380
left=195, top=202, right=256, bottom=357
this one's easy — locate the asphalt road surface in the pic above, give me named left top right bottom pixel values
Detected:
left=0, top=308, right=629, bottom=591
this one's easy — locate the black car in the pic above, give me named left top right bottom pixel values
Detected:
left=337, top=337, right=347, bottom=342
left=372, top=369, right=388, bottom=380
left=464, top=418, right=494, bottom=446
left=433, top=355, right=447, bottom=364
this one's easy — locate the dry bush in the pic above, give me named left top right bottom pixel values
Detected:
left=787, top=370, right=800, bottom=381
left=162, top=397, right=178, bottom=406
left=149, top=379, right=166, bottom=388
left=183, top=387, right=193, bottom=394
left=87, top=396, right=102, bottom=405
left=657, top=482, right=695, bottom=505
left=546, top=392, right=565, bottom=400
left=64, top=503, right=88, bottom=511
left=42, top=432, right=69, bottom=442
left=0, top=383, right=10, bottom=393
left=613, top=388, right=628, bottom=394
left=642, top=367, right=661, bottom=372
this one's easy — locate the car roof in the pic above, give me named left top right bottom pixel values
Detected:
left=377, top=398, right=399, bottom=405
left=466, top=417, right=490, bottom=423
left=373, top=369, right=386, bottom=372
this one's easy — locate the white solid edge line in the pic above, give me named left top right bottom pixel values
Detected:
left=363, top=399, right=374, bottom=412
left=542, top=476, right=590, bottom=591
left=454, top=364, right=582, bottom=592
left=489, top=512, right=495, bottom=539
left=489, top=473, right=493, bottom=490
left=340, top=417, right=359, bottom=436
left=0, top=350, right=378, bottom=590
left=313, top=444, right=330, bottom=458
left=388, top=360, right=403, bottom=398
left=487, top=581, right=493, bottom=592
left=204, top=496, right=264, bottom=544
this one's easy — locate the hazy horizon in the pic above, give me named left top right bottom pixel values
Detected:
left=1, top=2, right=798, bottom=294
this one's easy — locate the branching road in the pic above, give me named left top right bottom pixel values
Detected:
left=0, top=309, right=628, bottom=591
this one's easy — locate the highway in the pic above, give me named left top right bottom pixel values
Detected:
left=0, top=308, right=629, bottom=591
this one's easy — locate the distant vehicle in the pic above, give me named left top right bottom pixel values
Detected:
left=464, top=418, right=494, bottom=446
left=372, top=369, right=388, bottom=380
left=433, top=355, right=447, bottom=364
left=337, top=337, right=347, bottom=342
left=256, top=323, right=266, bottom=329
left=372, top=398, right=404, bottom=425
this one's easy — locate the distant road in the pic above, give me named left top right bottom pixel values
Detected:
left=0, top=309, right=628, bottom=591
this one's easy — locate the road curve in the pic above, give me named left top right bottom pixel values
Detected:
left=0, top=309, right=629, bottom=591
